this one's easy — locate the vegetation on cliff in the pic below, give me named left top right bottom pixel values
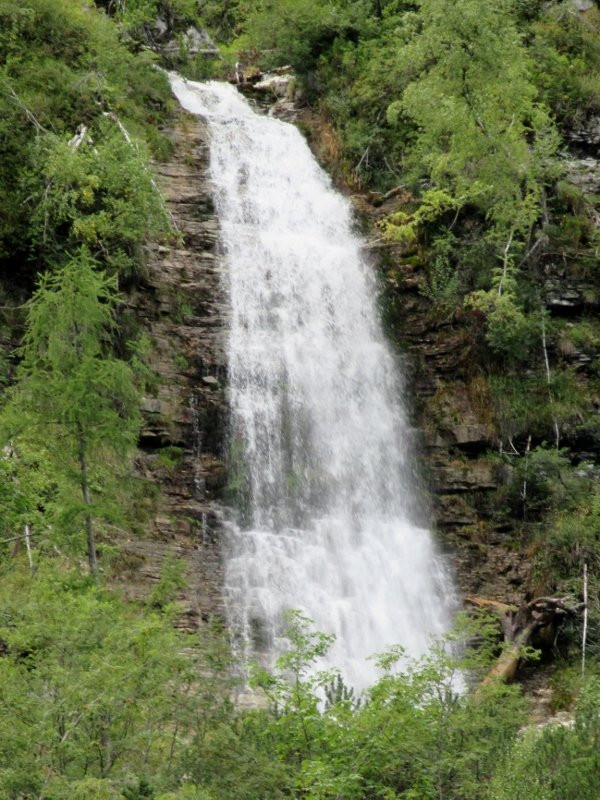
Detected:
left=0, top=0, right=600, bottom=797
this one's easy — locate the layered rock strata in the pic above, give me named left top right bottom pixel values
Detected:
left=113, top=117, right=229, bottom=630
left=118, top=87, right=600, bottom=626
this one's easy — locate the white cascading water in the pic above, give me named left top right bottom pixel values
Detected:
left=170, top=75, right=454, bottom=689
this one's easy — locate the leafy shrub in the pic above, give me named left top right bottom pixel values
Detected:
left=29, top=122, right=172, bottom=277
left=530, top=5, right=600, bottom=127
left=489, top=678, right=600, bottom=800
left=0, top=0, right=174, bottom=279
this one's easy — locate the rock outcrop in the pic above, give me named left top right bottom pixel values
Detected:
left=113, top=116, right=229, bottom=630
left=118, top=80, right=599, bottom=628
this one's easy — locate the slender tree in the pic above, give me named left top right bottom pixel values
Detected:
left=7, top=250, right=143, bottom=574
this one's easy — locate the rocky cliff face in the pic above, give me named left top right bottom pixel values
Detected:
left=125, top=88, right=525, bottom=624
left=258, top=78, right=600, bottom=606
left=113, top=116, right=229, bottom=629
left=123, top=84, right=599, bottom=628
left=372, top=117, right=600, bottom=605
left=380, top=251, right=529, bottom=603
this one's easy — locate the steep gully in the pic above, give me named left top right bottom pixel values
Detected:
left=166, top=75, right=454, bottom=687
left=116, top=74, right=598, bottom=688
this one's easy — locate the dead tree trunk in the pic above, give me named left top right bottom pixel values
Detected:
left=466, top=595, right=585, bottom=685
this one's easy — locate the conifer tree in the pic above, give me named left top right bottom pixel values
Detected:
left=6, top=250, right=144, bottom=574
left=395, top=0, right=558, bottom=237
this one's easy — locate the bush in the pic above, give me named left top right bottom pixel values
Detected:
left=29, top=121, right=172, bottom=277
left=0, top=0, right=174, bottom=279
left=489, top=678, right=600, bottom=800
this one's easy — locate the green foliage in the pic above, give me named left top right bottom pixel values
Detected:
left=381, top=188, right=463, bottom=246
left=0, top=560, right=238, bottom=800
left=529, top=485, right=600, bottom=660
left=560, top=318, right=600, bottom=352
left=199, top=0, right=248, bottom=43
left=173, top=295, right=194, bottom=322
left=239, top=0, right=361, bottom=74
left=466, top=290, right=533, bottom=359
left=148, top=555, right=187, bottom=611
left=174, top=352, right=190, bottom=370
left=302, top=5, right=421, bottom=187
left=530, top=5, right=600, bottom=128
left=0, top=564, right=187, bottom=798
left=30, top=122, right=172, bottom=277
left=494, top=445, right=574, bottom=521
left=156, top=445, right=185, bottom=472
left=1, top=251, right=146, bottom=570
left=543, top=488, right=600, bottom=580
left=0, top=441, right=58, bottom=562
left=0, top=570, right=596, bottom=799
left=250, top=610, right=337, bottom=760
left=0, top=0, right=174, bottom=278
left=489, top=368, right=590, bottom=442
left=420, top=251, right=460, bottom=312
left=489, top=678, right=600, bottom=800
left=550, top=663, right=585, bottom=713
left=108, top=0, right=200, bottom=42
left=196, top=611, right=526, bottom=800
left=377, top=0, right=561, bottom=353
left=398, top=0, right=557, bottom=236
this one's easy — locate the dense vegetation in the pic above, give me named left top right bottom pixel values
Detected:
left=1, top=0, right=600, bottom=797
left=2, top=580, right=600, bottom=800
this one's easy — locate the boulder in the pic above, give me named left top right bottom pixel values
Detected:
left=572, top=0, right=594, bottom=11
left=163, top=27, right=219, bottom=58
left=254, top=72, right=294, bottom=98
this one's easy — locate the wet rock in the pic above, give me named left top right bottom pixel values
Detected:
left=572, top=0, right=594, bottom=11
left=153, top=16, right=168, bottom=37
left=140, top=397, right=163, bottom=414
left=566, top=115, right=600, bottom=147
left=545, top=285, right=587, bottom=311
left=163, top=27, right=219, bottom=58
left=432, top=458, right=498, bottom=493
left=112, top=115, right=229, bottom=630
left=254, top=72, right=294, bottom=98
left=447, top=424, right=491, bottom=448
left=565, top=156, right=600, bottom=194
left=437, top=495, right=478, bottom=527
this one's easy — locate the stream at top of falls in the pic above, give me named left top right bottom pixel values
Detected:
left=169, top=74, right=455, bottom=691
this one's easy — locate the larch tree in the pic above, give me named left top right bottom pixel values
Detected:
left=5, top=250, right=144, bottom=575
left=396, top=0, right=558, bottom=236
left=383, top=0, right=560, bottom=354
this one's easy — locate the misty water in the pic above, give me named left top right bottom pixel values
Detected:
left=170, top=74, right=454, bottom=689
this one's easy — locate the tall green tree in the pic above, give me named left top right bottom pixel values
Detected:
left=380, top=0, right=560, bottom=353
left=389, top=0, right=558, bottom=240
left=4, top=250, right=144, bottom=574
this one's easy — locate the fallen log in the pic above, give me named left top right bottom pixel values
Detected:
left=465, top=595, right=586, bottom=685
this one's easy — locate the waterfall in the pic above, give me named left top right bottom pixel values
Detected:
left=170, top=75, right=454, bottom=689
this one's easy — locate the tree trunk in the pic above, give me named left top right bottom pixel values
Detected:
left=466, top=595, right=585, bottom=686
left=77, top=427, right=97, bottom=577
left=24, top=523, right=33, bottom=569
